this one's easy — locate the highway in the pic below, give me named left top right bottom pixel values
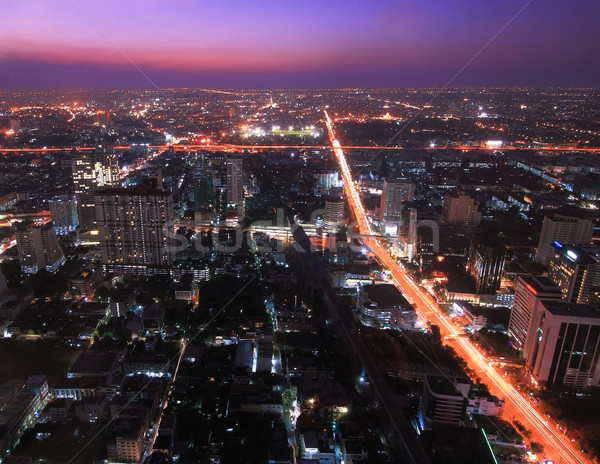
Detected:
left=2, top=144, right=600, bottom=153
left=324, top=110, right=591, bottom=464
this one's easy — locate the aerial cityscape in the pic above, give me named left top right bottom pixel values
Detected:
left=2, top=2, right=600, bottom=464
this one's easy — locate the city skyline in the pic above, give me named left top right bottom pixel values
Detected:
left=2, top=0, right=600, bottom=89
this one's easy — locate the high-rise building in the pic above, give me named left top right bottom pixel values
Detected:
left=508, top=275, right=563, bottom=354
left=379, top=178, right=414, bottom=222
left=49, top=195, right=79, bottom=235
left=15, top=222, right=65, bottom=274
left=526, top=300, right=600, bottom=388
left=194, top=170, right=215, bottom=222
left=441, top=192, right=481, bottom=226
left=94, top=187, right=174, bottom=275
left=72, top=149, right=120, bottom=231
left=536, top=213, right=595, bottom=267
left=324, top=195, right=345, bottom=233
left=547, top=243, right=600, bottom=304
left=398, top=201, right=417, bottom=261
left=226, top=155, right=243, bottom=214
left=467, top=239, right=506, bottom=294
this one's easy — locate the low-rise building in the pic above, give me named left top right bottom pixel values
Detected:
left=358, top=283, right=415, bottom=329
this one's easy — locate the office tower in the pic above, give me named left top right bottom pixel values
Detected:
left=72, top=149, right=120, bottom=231
left=526, top=300, right=600, bottom=388
left=379, top=178, right=414, bottom=222
left=441, top=192, right=481, bottom=225
left=94, top=187, right=174, bottom=275
left=226, top=155, right=243, bottom=213
left=419, top=375, right=469, bottom=429
left=15, top=222, right=65, bottom=274
left=535, top=213, right=595, bottom=267
left=398, top=201, right=417, bottom=261
left=547, top=243, right=600, bottom=304
left=508, top=275, right=563, bottom=353
left=324, top=194, right=345, bottom=233
left=49, top=195, right=79, bottom=235
left=467, top=239, right=506, bottom=294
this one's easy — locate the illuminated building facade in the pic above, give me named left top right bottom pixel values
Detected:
left=379, top=178, right=414, bottom=222
left=226, top=155, right=244, bottom=215
left=526, top=301, right=600, bottom=388
left=547, top=243, right=600, bottom=304
left=536, top=213, right=594, bottom=267
left=15, top=222, right=65, bottom=274
left=467, top=240, right=506, bottom=295
left=324, top=194, right=345, bottom=233
left=49, top=195, right=79, bottom=235
left=94, top=187, right=174, bottom=275
left=508, top=275, right=563, bottom=354
left=72, top=149, right=120, bottom=231
left=441, top=192, right=481, bottom=226
left=398, top=201, right=417, bottom=261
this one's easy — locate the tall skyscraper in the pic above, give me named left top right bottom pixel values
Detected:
left=324, top=194, right=345, bottom=233
left=547, top=243, right=600, bottom=304
left=226, top=155, right=243, bottom=215
left=379, top=178, right=414, bottom=222
left=49, top=195, right=79, bottom=235
left=467, top=239, right=506, bottom=295
left=508, top=275, right=563, bottom=354
left=398, top=202, right=418, bottom=261
left=94, top=187, right=174, bottom=275
left=15, top=222, right=65, bottom=274
left=441, top=192, right=481, bottom=226
left=72, top=149, right=120, bottom=231
left=535, top=213, right=595, bottom=267
left=525, top=300, right=600, bottom=388
left=194, top=169, right=215, bottom=222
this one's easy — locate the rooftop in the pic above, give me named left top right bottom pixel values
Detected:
left=361, top=283, right=409, bottom=308
left=519, top=275, right=562, bottom=294
left=542, top=301, right=600, bottom=320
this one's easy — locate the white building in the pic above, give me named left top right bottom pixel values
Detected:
left=536, top=213, right=594, bottom=267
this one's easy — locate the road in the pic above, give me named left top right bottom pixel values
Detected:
left=324, top=110, right=591, bottom=464
left=2, top=144, right=600, bottom=153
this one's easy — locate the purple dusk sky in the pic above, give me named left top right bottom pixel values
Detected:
left=1, top=0, right=599, bottom=89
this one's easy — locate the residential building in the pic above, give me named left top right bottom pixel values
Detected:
left=379, top=178, right=414, bottom=222
left=441, top=192, right=481, bottom=225
left=49, top=195, right=78, bottom=235
left=94, top=187, right=174, bottom=275
left=69, top=264, right=103, bottom=300
left=226, top=155, right=243, bottom=215
left=72, top=149, right=120, bottom=231
left=15, top=222, right=65, bottom=274
left=107, top=418, right=146, bottom=463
